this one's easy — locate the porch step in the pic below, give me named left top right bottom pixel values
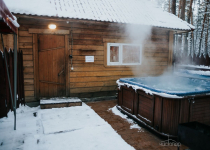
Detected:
left=40, top=97, right=82, bottom=109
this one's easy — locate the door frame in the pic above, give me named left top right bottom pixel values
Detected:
left=31, top=29, right=70, bottom=99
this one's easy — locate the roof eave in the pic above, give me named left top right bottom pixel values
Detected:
left=13, top=13, right=193, bottom=32
left=0, top=0, right=18, bottom=34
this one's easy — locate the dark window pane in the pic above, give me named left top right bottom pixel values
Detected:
left=110, top=46, right=119, bottom=62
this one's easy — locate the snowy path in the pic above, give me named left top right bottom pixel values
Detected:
left=0, top=103, right=134, bottom=150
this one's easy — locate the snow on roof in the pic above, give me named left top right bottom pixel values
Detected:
left=5, top=0, right=194, bottom=30
left=0, top=0, right=19, bottom=33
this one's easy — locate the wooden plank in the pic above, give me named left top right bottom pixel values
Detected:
left=23, top=55, right=33, bottom=61
left=72, top=60, right=103, bottom=65
left=168, top=31, right=174, bottom=66
left=24, top=73, right=34, bottom=79
left=73, top=28, right=126, bottom=36
left=65, top=35, right=70, bottom=96
left=23, top=61, right=33, bottom=67
left=70, top=75, right=129, bottom=83
left=144, top=57, right=168, bottom=62
left=70, top=68, right=164, bottom=78
left=144, top=44, right=169, bottom=49
left=72, top=45, right=104, bottom=50
left=25, top=97, right=36, bottom=102
left=25, top=91, right=34, bottom=97
left=103, top=38, right=132, bottom=43
left=24, top=85, right=34, bottom=91
left=144, top=52, right=169, bottom=57
left=122, top=87, right=135, bottom=114
left=179, top=99, right=190, bottom=123
left=19, top=31, right=32, bottom=37
left=70, top=82, right=104, bottom=88
left=104, top=42, right=107, bottom=67
left=70, top=86, right=117, bottom=93
left=24, top=67, right=34, bottom=73
left=69, top=71, right=135, bottom=77
left=72, top=50, right=103, bottom=56
left=71, top=65, right=167, bottom=72
left=29, top=28, right=69, bottom=34
left=161, top=99, right=180, bottom=135
left=73, top=39, right=103, bottom=46
left=24, top=79, right=34, bottom=84
left=73, top=55, right=103, bottom=61
left=19, top=43, right=33, bottom=48
left=153, top=96, right=163, bottom=131
left=70, top=80, right=116, bottom=88
left=18, top=17, right=122, bottom=30
left=73, top=34, right=103, bottom=40
left=40, top=102, right=82, bottom=109
left=33, top=34, right=39, bottom=99
left=19, top=37, right=33, bottom=43
left=144, top=48, right=168, bottom=53
left=22, top=48, right=33, bottom=54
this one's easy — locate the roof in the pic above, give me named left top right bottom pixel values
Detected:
left=0, top=0, right=19, bottom=34
left=5, top=0, right=194, bottom=31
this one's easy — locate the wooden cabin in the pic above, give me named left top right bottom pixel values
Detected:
left=2, top=0, right=194, bottom=102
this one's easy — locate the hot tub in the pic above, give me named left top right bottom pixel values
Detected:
left=117, top=74, right=210, bottom=137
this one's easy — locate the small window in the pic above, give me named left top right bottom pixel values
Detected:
left=107, top=43, right=141, bottom=66
left=110, top=46, right=119, bottom=63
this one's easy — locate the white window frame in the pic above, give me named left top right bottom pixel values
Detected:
left=107, top=43, right=142, bottom=66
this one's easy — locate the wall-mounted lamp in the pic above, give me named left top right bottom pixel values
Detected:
left=48, top=24, right=56, bottom=29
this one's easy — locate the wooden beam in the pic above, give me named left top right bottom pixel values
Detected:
left=33, top=34, right=39, bottom=99
left=29, top=28, right=69, bottom=34
left=65, top=35, right=70, bottom=96
left=168, top=31, right=174, bottom=66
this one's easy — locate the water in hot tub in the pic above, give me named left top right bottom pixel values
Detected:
left=121, top=75, right=210, bottom=93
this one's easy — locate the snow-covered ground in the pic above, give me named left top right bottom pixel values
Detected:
left=109, top=106, right=143, bottom=132
left=0, top=103, right=135, bottom=150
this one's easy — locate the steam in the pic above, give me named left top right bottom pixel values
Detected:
left=124, top=24, right=161, bottom=77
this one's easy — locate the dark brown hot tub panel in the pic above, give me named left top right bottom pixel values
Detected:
left=117, top=85, right=210, bottom=137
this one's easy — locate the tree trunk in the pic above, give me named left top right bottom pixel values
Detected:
left=178, top=0, right=182, bottom=18
left=181, top=0, right=186, bottom=20
left=168, top=0, right=171, bottom=13
left=187, top=0, right=193, bottom=24
left=171, top=0, right=176, bottom=15
left=199, top=0, right=209, bottom=51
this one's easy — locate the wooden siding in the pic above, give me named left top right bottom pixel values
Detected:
left=0, top=34, right=14, bottom=50
left=16, top=16, right=170, bottom=102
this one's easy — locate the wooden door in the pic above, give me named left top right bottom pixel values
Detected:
left=38, top=35, right=66, bottom=97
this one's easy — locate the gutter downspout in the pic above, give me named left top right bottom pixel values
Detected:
left=13, top=33, right=17, bottom=130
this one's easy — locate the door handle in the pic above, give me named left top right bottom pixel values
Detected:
left=58, top=69, right=64, bottom=76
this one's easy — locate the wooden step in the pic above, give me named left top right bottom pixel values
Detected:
left=40, top=98, right=82, bottom=109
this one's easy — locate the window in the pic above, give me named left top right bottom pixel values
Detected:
left=107, top=43, right=142, bottom=65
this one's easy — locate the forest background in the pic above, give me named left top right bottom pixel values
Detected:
left=155, top=0, right=210, bottom=65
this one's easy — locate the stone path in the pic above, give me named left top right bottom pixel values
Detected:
left=87, top=100, right=188, bottom=150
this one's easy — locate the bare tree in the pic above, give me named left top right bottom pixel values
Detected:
left=199, top=0, right=209, bottom=51
left=178, top=0, right=182, bottom=18
left=171, top=0, right=176, bottom=15
left=168, top=0, right=171, bottom=12
left=181, top=0, right=186, bottom=20
left=187, top=0, right=194, bottom=24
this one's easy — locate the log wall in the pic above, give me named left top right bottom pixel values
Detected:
left=0, top=34, right=14, bottom=50
left=15, top=16, right=170, bottom=102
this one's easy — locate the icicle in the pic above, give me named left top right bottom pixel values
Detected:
left=187, top=32, right=191, bottom=56
left=191, top=38, right=194, bottom=58
left=174, top=34, right=177, bottom=55
left=200, top=32, right=206, bottom=58
left=195, top=30, right=200, bottom=56
left=181, top=34, right=185, bottom=55
left=208, top=32, right=210, bottom=56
